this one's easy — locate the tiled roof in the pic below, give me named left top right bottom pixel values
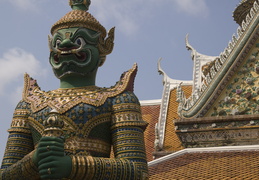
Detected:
left=141, top=103, right=161, bottom=162
left=149, top=146, right=259, bottom=179
left=163, top=86, right=192, bottom=152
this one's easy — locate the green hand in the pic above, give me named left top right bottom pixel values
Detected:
left=35, top=137, right=72, bottom=179
left=39, top=155, right=72, bottom=179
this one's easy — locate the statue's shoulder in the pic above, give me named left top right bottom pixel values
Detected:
left=105, top=63, right=138, bottom=96
left=22, top=73, right=46, bottom=112
left=22, top=73, right=42, bottom=104
left=110, top=65, right=148, bottom=129
left=111, top=89, right=148, bottom=130
left=22, top=64, right=138, bottom=113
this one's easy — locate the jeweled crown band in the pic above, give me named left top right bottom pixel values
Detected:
left=51, top=10, right=106, bottom=37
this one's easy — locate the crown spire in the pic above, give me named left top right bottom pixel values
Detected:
left=69, top=0, right=91, bottom=11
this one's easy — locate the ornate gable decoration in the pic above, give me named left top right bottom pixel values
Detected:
left=208, top=42, right=259, bottom=117
left=176, top=0, right=259, bottom=118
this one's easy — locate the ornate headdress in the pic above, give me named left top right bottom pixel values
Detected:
left=51, top=0, right=114, bottom=66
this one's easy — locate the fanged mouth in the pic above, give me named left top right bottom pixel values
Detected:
left=54, top=52, right=87, bottom=64
left=49, top=36, right=87, bottom=64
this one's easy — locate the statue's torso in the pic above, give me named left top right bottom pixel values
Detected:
left=19, top=65, right=141, bottom=158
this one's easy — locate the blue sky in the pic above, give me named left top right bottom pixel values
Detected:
left=0, top=0, right=241, bottom=163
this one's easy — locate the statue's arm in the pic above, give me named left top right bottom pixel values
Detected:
left=68, top=91, right=149, bottom=179
left=0, top=101, right=40, bottom=180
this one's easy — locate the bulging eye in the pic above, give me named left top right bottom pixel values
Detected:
left=55, top=39, right=61, bottom=48
left=75, top=37, right=85, bottom=46
left=76, top=38, right=81, bottom=45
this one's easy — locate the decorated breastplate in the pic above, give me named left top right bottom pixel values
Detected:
left=23, top=64, right=137, bottom=113
left=22, top=64, right=138, bottom=157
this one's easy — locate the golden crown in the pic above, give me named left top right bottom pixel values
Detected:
left=51, top=0, right=106, bottom=37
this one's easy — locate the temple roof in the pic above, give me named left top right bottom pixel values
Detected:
left=149, top=145, right=259, bottom=179
left=140, top=100, right=161, bottom=162
left=155, top=59, right=192, bottom=152
left=146, top=1, right=259, bottom=179
left=153, top=86, right=193, bottom=159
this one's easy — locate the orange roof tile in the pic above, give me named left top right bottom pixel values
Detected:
left=149, top=149, right=259, bottom=179
left=163, top=85, right=192, bottom=152
left=141, top=104, right=161, bottom=162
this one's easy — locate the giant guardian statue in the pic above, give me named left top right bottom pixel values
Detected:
left=0, top=0, right=148, bottom=179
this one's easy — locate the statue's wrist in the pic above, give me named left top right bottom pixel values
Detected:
left=32, top=150, right=38, bottom=167
left=68, top=155, right=76, bottom=179
left=68, top=155, right=93, bottom=180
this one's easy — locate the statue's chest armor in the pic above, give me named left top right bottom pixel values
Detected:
left=30, top=100, right=113, bottom=157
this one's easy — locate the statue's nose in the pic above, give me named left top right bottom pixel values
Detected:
left=59, top=39, right=77, bottom=49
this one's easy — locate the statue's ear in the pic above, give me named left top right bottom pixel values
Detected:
left=98, top=27, right=115, bottom=61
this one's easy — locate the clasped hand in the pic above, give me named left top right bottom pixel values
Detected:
left=33, top=136, right=72, bottom=179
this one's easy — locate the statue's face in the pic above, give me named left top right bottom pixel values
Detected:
left=49, top=27, right=100, bottom=79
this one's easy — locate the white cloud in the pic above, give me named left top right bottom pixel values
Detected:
left=0, top=48, right=47, bottom=95
left=5, top=0, right=208, bottom=37
left=91, top=0, right=208, bottom=36
left=9, top=0, right=38, bottom=11
left=173, top=0, right=209, bottom=17
left=92, top=0, right=158, bottom=36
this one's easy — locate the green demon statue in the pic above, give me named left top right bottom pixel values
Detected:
left=0, top=0, right=148, bottom=179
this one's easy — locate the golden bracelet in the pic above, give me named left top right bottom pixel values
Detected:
left=85, top=156, right=94, bottom=179
left=74, top=156, right=83, bottom=179
left=68, top=155, right=77, bottom=179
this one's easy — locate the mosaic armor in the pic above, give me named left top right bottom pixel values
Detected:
left=1, top=65, right=148, bottom=179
